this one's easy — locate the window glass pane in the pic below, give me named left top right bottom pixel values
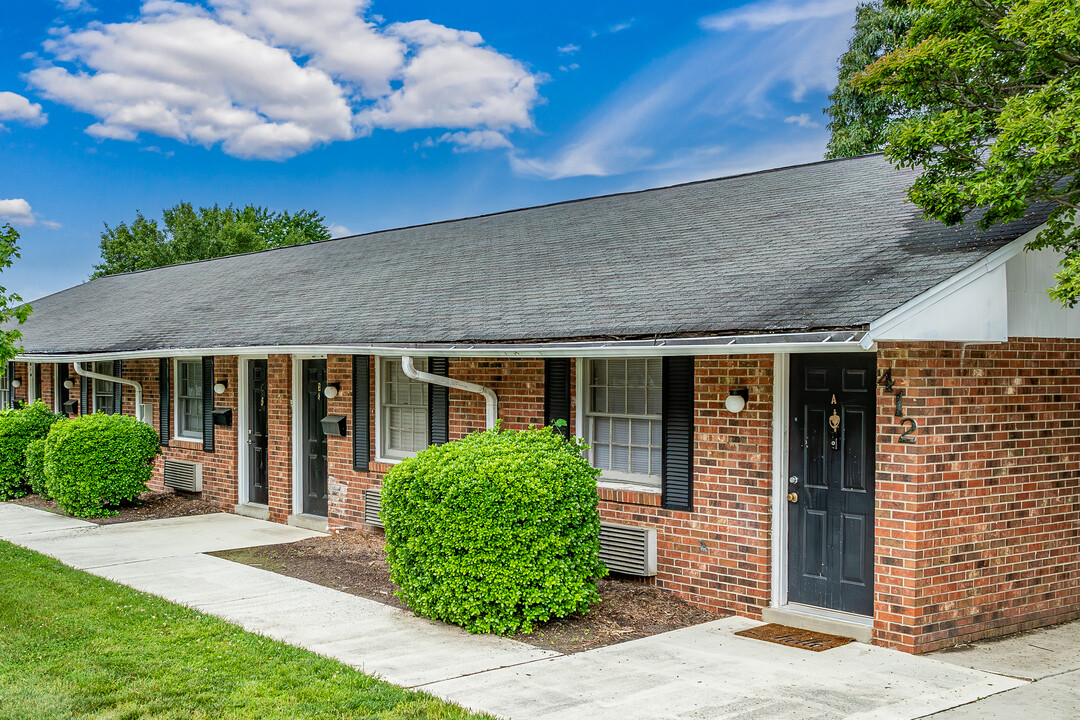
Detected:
left=586, top=358, right=663, bottom=486
left=177, top=361, right=203, bottom=437
left=383, top=359, right=428, bottom=456
left=591, top=387, right=606, bottom=413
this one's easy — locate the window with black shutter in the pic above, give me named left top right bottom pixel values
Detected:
left=352, top=355, right=370, bottom=471
left=544, top=358, right=572, bottom=439
left=201, top=356, right=214, bottom=452
left=159, top=358, right=170, bottom=446
left=427, top=357, right=449, bottom=446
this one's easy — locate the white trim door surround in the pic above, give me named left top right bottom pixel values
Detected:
left=291, top=354, right=326, bottom=518
left=235, top=355, right=268, bottom=507
left=770, top=352, right=790, bottom=609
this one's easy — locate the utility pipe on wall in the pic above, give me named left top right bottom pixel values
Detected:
left=401, top=356, right=498, bottom=429
left=73, top=362, right=147, bottom=424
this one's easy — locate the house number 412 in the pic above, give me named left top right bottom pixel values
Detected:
left=878, top=369, right=918, bottom=444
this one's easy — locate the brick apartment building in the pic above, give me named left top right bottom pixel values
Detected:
left=6, top=154, right=1078, bottom=653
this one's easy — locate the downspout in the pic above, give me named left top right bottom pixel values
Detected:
left=73, top=362, right=146, bottom=424
left=401, top=356, right=498, bottom=429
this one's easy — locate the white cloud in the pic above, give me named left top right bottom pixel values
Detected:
left=438, top=130, right=512, bottom=152
left=785, top=112, right=821, bottom=128
left=41, top=220, right=63, bottom=230
left=28, top=0, right=541, bottom=160
left=0, top=92, right=47, bottom=127
left=0, top=199, right=36, bottom=226
left=702, top=0, right=859, bottom=31
left=559, top=63, right=580, bottom=73
left=557, top=44, right=580, bottom=55
left=57, top=0, right=93, bottom=10
left=361, top=21, right=539, bottom=132
left=327, top=223, right=353, bottom=237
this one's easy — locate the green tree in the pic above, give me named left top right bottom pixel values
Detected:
left=0, top=225, right=31, bottom=369
left=837, top=0, right=1080, bottom=305
left=92, top=203, right=331, bottom=278
left=825, top=1, right=923, bottom=159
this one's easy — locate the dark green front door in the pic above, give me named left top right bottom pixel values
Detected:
left=302, top=359, right=329, bottom=517
left=787, top=353, right=876, bottom=616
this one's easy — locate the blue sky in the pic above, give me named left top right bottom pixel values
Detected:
left=0, top=0, right=859, bottom=301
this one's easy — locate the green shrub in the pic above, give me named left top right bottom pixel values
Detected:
left=24, top=437, right=47, bottom=498
left=43, top=413, right=161, bottom=517
left=381, top=425, right=605, bottom=635
left=0, top=401, right=63, bottom=500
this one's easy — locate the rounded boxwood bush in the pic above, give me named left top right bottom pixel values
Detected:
left=0, top=401, right=63, bottom=500
left=43, top=413, right=161, bottom=517
left=24, top=437, right=48, bottom=498
left=381, top=425, right=605, bottom=635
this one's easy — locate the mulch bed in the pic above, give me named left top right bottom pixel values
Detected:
left=12, top=490, right=220, bottom=525
left=211, top=530, right=726, bottom=654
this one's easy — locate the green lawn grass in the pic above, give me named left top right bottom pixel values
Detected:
left=0, top=540, right=496, bottom=720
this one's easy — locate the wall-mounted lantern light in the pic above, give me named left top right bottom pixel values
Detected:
left=323, top=382, right=341, bottom=399
left=213, top=380, right=228, bottom=395
left=10, top=379, right=21, bottom=389
left=63, top=380, right=74, bottom=390
left=725, top=388, right=749, bottom=414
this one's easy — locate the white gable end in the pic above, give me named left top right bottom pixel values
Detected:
left=867, top=224, right=1080, bottom=345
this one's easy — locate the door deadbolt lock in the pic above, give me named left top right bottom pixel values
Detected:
left=788, top=476, right=798, bottom=485
left=787, top=492, right=798, bottom=503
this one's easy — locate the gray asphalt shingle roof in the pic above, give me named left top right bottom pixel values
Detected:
left=16, top=154, right=1052, bottom=355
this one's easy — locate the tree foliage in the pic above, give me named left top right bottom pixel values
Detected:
left=0, top=225, right=31, bottom=369
left=832, top=0, right=1080, bottom=305
left=825, top=1, right=924, bottom=158
left=92, top=203, right=331, bottom=278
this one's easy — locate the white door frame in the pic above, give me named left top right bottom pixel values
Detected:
left=291, top=354, right=326, bottom=517
left=27, top=363, right=37, bottom=404
left=236, top=355, right=268, bottom=507
left=770, top=352, right=790, bottom=609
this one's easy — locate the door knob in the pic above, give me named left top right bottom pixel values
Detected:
left=787, top=492, right=798, bottom=503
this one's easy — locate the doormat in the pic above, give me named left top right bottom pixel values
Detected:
left=734, top=623, right=853, bottom=651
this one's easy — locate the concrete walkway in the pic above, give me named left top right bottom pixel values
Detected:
left=1, top=503, right=1074, bottom=719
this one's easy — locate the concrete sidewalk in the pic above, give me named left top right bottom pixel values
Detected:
left=1, top=503, right=1074, bottom=719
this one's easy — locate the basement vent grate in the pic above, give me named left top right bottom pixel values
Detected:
left=599, top=522, right=657, bottom=577
left=363, top=488, right=383, bottom=527
left=163, top=459, right=202, bottom=493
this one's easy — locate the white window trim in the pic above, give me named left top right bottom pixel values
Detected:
left=580, top=356, right=663, bottom=491
left=173, top=357, right=203, bottom=443
left=374, top=356, right=429, bottom=463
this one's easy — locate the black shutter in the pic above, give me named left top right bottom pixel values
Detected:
left=428, top=357, right=449, bottom=446
left=34, top=364, right=42, bottom=404
left=352, top=355, right=370, bottom=471
left=79, top=365, right=89, bottom=415
left=202, top=356, right=214, bottom=452
left=159, top=359, right=170, bottom=446
left=112, top=360, right=123, bottom=415
left=544, top=358, right=572, bottom=439
left=661, top=356, right=694, bottom=512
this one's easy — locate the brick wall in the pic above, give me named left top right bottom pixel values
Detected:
left=120, top=357, right=239, bottom=504
left=875, top=339, right=1080, bottom=652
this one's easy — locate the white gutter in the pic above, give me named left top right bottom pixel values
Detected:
left=73, top=362, right=147, bottom=424
left=18, top=331, right=870, bottom=364
left=401, top=356, right=498, bottom=429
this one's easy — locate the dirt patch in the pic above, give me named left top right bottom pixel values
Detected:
left=12, top=490, right=220, bottom=525
left=211, top=530, right=726, bottom=654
